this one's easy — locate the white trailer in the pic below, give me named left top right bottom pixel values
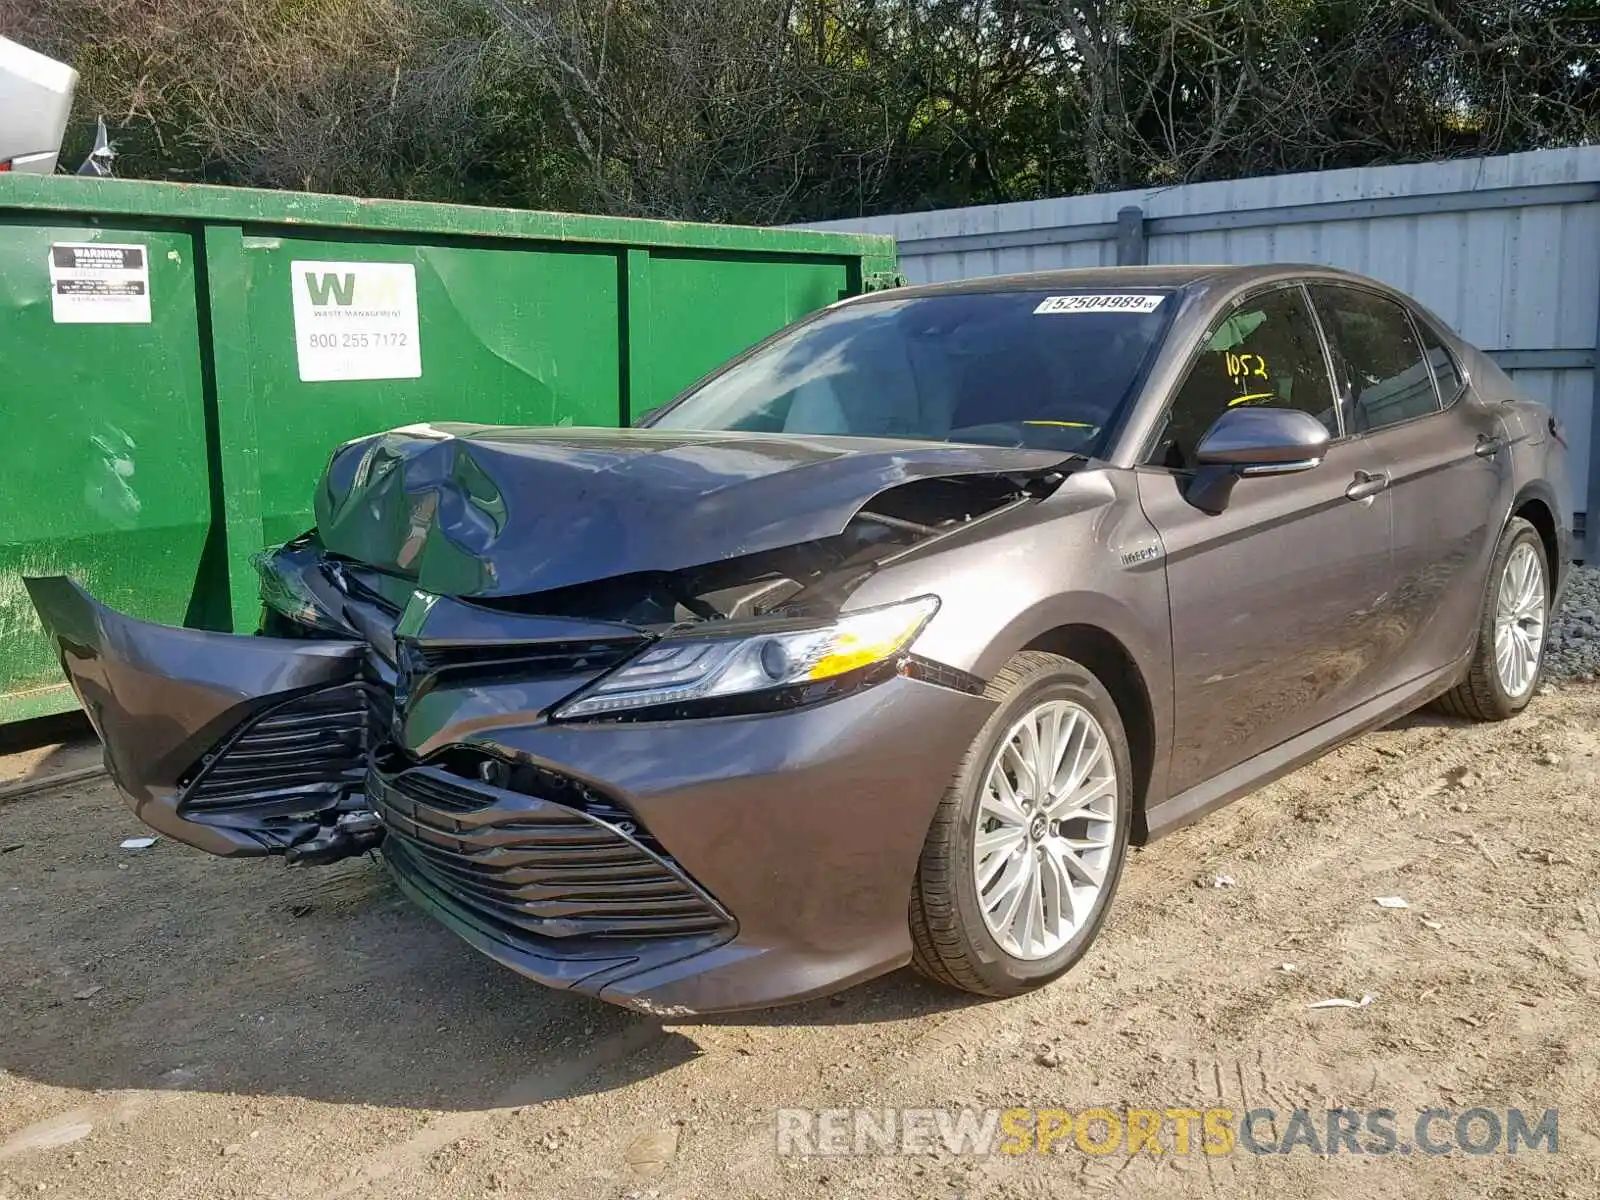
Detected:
left=0, top=36, right=78, bottom=174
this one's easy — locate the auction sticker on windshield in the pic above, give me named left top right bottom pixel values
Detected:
left=291, top=260, right=422, bottom=382
left=1033, top=294, right=1165, bottom=315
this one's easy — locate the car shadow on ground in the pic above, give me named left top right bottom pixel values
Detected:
left=1, top=773, right=979, bottom=1115
left=705, top=971, right=982, bottom=1029
left=1382, top=708, right=1474, bottom=732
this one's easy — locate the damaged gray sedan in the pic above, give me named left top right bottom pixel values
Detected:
left=27, top=265, right=1571, bottom=1014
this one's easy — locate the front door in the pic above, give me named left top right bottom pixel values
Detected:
left=1135, top=283, right=1394, bottom=796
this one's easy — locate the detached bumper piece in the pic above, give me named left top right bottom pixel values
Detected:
left=23, top=575, right=370, bottom=858
left=179, top=681, right=374, bottom=811
left=369, top=763, right=734, bottom=957
left=179, top=682, right=394, bottom=863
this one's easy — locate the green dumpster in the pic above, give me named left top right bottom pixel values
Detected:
left=0, top=175, right=899, bottom=723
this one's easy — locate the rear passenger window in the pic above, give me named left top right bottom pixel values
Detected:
left=1311, top=286, right=1441, bottom=433
left=1147, top=285, right=1338, bottom=471
left=1418, top=322, right=1464, bottom=403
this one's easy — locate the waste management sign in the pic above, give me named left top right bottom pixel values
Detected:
left=290, top=260, right=421, bottom=382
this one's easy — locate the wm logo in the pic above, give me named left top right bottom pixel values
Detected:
left=302, top=269, right=407, bottom=307
left=304, top=271, right=355, bottom=306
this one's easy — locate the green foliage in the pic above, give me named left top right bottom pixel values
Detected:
left=5, top=0, right=1595, bottom=220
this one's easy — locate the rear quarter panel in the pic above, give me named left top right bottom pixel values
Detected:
left=1462, top=343, right=1574, bottom=546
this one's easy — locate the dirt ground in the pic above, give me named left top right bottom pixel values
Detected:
left=2, top=688, right=1598, bottom=1200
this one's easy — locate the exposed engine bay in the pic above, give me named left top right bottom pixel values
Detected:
left=268, top=468, right=1056, bottom=638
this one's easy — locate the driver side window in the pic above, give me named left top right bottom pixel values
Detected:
left=1147, top=285, right=1340, bottom=470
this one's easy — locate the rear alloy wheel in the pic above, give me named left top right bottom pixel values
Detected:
left=910, top=651, right=1132, bottom=997
left=1494, top=541, right=1546, bottom=698
left=1434, top=516, right=1549, bottom=721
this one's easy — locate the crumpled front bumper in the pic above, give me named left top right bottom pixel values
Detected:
left=395, top=674, right=996, bottom=1013
left=26, top=576, right=996, bottom=1012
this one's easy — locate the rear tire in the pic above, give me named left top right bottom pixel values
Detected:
left=1433, top=516, right=1549, bottom=722
left=909, top=651, right=1132, bottom=997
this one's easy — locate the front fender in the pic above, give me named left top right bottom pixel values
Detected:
left=843, top=470, right=1176, bottom=810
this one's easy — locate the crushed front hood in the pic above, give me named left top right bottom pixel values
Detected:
left=313, top=424, right=1067, bottom=597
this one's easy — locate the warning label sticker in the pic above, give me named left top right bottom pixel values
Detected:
left=1033, top=293, right=1165, bottom=315
left=290, top=261, right=422, bottom=382
left=49, top=244, right=151, bottom=324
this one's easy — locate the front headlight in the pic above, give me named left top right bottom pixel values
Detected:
left=553, top=595, right=940, bottom=720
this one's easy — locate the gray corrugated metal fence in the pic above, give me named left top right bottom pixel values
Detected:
left=805, top=147, right=1600, bottom=557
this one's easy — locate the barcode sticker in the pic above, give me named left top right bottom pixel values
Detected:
left=1033, top=294, right=1164, bottom=315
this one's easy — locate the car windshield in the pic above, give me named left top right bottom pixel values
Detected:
left=646, top=288, right=1177, bottom=455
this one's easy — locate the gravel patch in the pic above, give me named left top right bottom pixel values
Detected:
left=1547, top=561, right=1600, bottom=680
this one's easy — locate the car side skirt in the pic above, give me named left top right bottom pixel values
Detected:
left=1139, top=655, right=1468, bottom=842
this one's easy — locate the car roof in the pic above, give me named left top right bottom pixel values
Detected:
left=871, top=263, right=1375, bottom=301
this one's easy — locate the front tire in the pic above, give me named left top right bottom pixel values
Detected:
left=909, top=650, right=1132, bottom=997
left=1434, top=516, right=1549, bottom=721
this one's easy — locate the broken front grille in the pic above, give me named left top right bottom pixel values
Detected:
left=179, top=682, right=379, bottom=814
left=400, top=639, right=642, bottom=690
left=370, top=764, right=730, bottom=942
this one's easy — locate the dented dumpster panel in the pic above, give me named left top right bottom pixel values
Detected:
left=0, top=219, right=217, bottom=723
left=235, top=236, right=623, bottom=547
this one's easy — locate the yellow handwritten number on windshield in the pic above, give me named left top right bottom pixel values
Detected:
left=1225, top=352, right=1270, bottom=384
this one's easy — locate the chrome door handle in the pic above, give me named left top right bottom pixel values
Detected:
left=1475, top=434, right=1507, bottom=457
left=1345, top=470, right=1389, bottom=501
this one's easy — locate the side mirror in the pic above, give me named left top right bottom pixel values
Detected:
left=1185, top=407, right=1330, bottom=514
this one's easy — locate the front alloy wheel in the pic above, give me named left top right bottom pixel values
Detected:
left=973, top=699, right=1118, bottom=960
left=910, top=650, right=1132, bottom=997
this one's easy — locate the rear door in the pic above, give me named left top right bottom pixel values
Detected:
left=1135, top=282, right=1395, bottom=796
left=1308, top=285, right=1512, bottom=686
